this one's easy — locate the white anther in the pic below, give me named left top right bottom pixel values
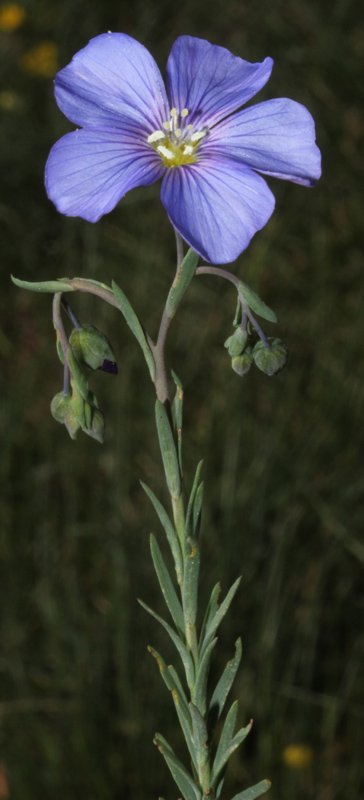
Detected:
left=190, top=130, right=207, bottom=143
left=157, top=145, right=175, bottom=160
left=170, top=108, right=178, bottom=118
left=175, top=128, right=182, bottom=138
left=181, top=108, right=189, bottom=118
left=147, top=130, right=165, bottom=143
left=163, top=121, right=171, bottom=131
left=183, top=145, right=194, bottom=156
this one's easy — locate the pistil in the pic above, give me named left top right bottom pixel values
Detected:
left=147, top=107, right=208, bottom=168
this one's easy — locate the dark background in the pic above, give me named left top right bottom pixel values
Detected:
left=0, top=0, right=363, bottom=798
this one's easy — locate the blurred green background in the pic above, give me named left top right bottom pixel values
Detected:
left=0, top=0, right=363, bottom=798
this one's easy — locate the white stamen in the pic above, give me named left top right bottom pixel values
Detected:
left=170, top=108, right=178, bottom=118
left=157, top=144, right=175, bottom=160
left=183, top=145, right=194, bottom=156
left=190, top=130, right=207, bottom=143
left=175, top=128, right=182, bottom=138
left=163, top=121, right=171, bottom=131
left=181, top=108, right=189, bottom=118
left=147, top=130, right=165, bottom=143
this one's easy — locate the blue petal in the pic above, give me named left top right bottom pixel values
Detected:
left=161, top=156, right=275, bottom=264
left=208, top=98, right=322, bottom=186
left=45, top=128, right=164, bottom=222
left=55, top=33, right=169, bottom=135
left=166, top=36, right=273, bottom=128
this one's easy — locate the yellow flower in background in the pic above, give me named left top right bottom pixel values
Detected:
left=0, top=89, right=21, bottom=110
left=0, top=3, right=25, bottom=31
left=21, top=41, right=58, bottom=78
left=282, top=744, right=313, bottom=769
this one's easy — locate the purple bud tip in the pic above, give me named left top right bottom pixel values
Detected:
left=100, top=359, right=118, bottom=375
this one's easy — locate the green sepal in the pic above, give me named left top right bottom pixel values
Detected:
left=112, top=279, right=155, bottom=381
left=238, top=281, right=277, bottom=324
left=210, top=638, right=243, bottom=722
left=165, top=249, right=199, bottom=320
left=189, top=704, right=210, bottom=792
left=171, top=370, right=183, bottom=472
left=138, top=599, right=195, bottom=689
left=200, top=577, right=241, bottom=655
left=155, top=399, right=181, bottom=499
left=182, top=537, right=200, bottom=631
left=212, top=702, right=252, bottom=788
left=67, top=349, right=89, bottom=401
left=149, top=534, right=184, bottom=633
left=50, top=392, right=79, bottom=440
left=199, top=583, right=221, bottom=646
left=230, top=780, right=271, bottom=800
left=11, top=276, right=74, bottom=293
left=140, top=481, right=183, bottom=584
left=231, top=350, right=253, bottom=377
left=193, top=637, right=217, bottom=716
left=153, top=733, right=201, bottom=800
left=186, top=461, right=203, bottom=537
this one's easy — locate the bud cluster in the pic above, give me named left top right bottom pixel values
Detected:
left=225, top=324, right=287, bottom=378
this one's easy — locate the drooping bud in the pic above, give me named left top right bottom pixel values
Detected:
left=69, top=325, right=117, bottom=373
left=253, top=338, right=287, bottom=376
left=50, top=391, right=80, bottom=439
left=231, top=349, right=253, bottom=377
left=224, top=326, right=248, bottom=357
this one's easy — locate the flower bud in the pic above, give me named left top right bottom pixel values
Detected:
left=224, top=326, right=248, bottom=357
left=50, top=391, right=80, bottom=439
left=69, top=325, right=117, bottom=373
left=231, top=349, right=253, bottom=377
left=253, top=338, right=287, bottom=376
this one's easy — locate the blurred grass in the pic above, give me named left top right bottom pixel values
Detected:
left=0, top=0, right=363, bottom=798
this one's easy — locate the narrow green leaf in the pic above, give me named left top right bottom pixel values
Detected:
left=213, top=700, right=238, bottom=782
left=11, top=276, right=75, bottom=293
left=165, top=249, right=199, bottom=319
left=238, top=281, right=277, bottom=324
left=140, top=481, right=182, bottom=584
left=171, top=370, right=183, bottom=471
left=148, top=648, right=197, bottom=769
left=211, top=704, right=253, bottom=786
left=201, top=578, right=241, bottom=654
left=230, top=779, right=271, bottom=800
left=193, top=637, right=217, bottom=716
left=182, top=538, right=200, bottom=629
left=154, top=733, right=201, bottom=800
left=192, top=482, right=204, bottom=537
left=199, top=583, right=221, bottom=648
left=149, top=534, right=184, bottom=632
left=186, top=461, right=204, bottom=537
left=210, top=638, right=243, bottom=721
left=73, top=276, right=111, bottom=291
left=112, top=279, right=155, bottom=380
left=189, top=704, right=210, bottom=791
left=155, top=399, right=181, bottom=499
left=138, top=598, right=194, bottom=688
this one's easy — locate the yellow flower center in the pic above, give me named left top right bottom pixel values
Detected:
left=147, top=108, right=208, bottom=167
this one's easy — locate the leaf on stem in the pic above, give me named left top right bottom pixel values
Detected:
left=186, top=461, right=203, bottom=538
left=199, top=583, right=221, bottom=646
left=200, top=578, right=241, bottom=655
left=182, top=537, right=200, bottom=630
left=11, top=276, right=75, bottom=293
left=193, top=637, right=217, bottom=716
left=112, top=279, right=155, bottom=381
left=230, top=780, right=271, bottom=800
left=140, top=482, right=183, bottom=584
left=171, top=370, right=183, bottom=472
left=212, top=700, right=252, bottom=788
left=209, top=638, right=243, bottom=722
left=237, top=281, right=277, bottom=324
left=189, top=704, right=210, bottom=792
left=165, top=248, right=199, bottom=320
left=155, top=399, right=182, bottom=500
left=149, top=534, right=184, bottom=633
left=154, top=733, right=201, bottom=800
left=138, top=598, right=195, bottom=689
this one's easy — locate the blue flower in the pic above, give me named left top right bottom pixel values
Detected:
left=45, top=34, right=321, bottom=264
